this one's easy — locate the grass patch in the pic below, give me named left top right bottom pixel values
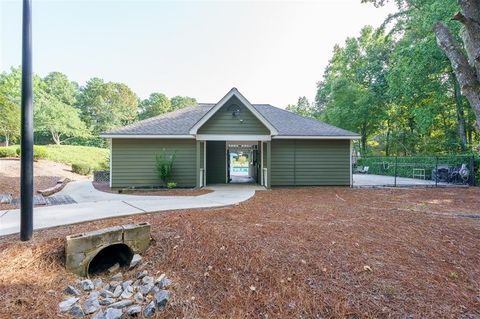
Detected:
left=2, top=144, right=109, bottom=169
left=44, top=145, right=108, bottom=169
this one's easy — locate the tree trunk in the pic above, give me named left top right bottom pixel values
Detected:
left=361, top=123, right=367, bottom=154
left=385, top=120, right=390, bottom=156
left=434, top=1, right=480, bottom=151
left=4, top=134, right=9, bottom=147
left=52, top=131, right=61, bottom=145
left=454, top=0, right=480, bottom=74
left=453, top=75, right=468, bottom=150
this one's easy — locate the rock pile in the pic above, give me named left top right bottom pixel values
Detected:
left=58, top=255, right=172, bottom=318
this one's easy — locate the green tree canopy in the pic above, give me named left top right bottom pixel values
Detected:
left=286, top=96, right=315, bottom=118
left=170, top=96, right=197, bottom=110
left=139, top=93, right=171, bottom=119
left=0, top=94, right=20, bottom=146
left=43, top=72, right=77, bottom=105
left=316, top=26, right=391, bottom=153
left=77, top=78, right=138, bottom=134
left=35, top=95, right=89, bottom=145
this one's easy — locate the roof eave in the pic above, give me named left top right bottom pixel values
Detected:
left=273, top=135, right=361, bottom=140
left=100, top=134, right=195, bottom=139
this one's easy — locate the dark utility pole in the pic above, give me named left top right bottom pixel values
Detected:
left=20, top=0, right=33, bottom=241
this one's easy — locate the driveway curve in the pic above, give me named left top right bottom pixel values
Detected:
left=0, top=181, right=264, bottom=237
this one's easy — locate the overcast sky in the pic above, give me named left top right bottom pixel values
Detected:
left=1, top=0, right=396, bottom=108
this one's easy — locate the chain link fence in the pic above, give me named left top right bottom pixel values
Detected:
left=352, top=155, right=477, bottom=187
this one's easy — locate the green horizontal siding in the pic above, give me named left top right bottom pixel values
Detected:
left=111, top=139, right=196, bottom=188
left=206, top=141, right=226, bottom=184
left=198, top=96, right=270, bottom=135
left=271, top=139, right=350, bottom=186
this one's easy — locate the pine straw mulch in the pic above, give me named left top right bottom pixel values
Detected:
left=92, top=182, right=213, bottom=196
left=0, top=187, right=480, bottom=318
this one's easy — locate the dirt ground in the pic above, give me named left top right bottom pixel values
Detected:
left=0, top=159, right=88, bottom=210
left=92, top=181, right=212, bottom=196
left=0, top=187, right=479, bottom=318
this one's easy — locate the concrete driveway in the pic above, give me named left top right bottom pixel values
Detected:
left=0, top=181, right=265, bottom=237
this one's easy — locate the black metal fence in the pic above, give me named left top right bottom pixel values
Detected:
left=352, top=155, right=477, bottom=187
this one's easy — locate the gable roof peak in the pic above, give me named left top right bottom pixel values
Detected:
left=189, top=88, right=278, bottom=135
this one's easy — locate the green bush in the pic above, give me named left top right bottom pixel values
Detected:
left=155, top=150, right=176, bottom=186
left=15, top=145, right=48, bottom=160
left=0, top=147, right=17, bottom=158
left=167, top=182, right=177, bottom=189
left=71, top=163, right=92, bottom=175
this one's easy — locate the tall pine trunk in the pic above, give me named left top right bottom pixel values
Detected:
left=434, top=0, right=480, bottom=152
left=453, top=75, right=468, bottom=150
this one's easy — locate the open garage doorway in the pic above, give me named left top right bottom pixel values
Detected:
left=227, top=142, right=260, bottom=184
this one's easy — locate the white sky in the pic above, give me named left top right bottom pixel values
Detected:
left=1, top=0, right=396, bottom=107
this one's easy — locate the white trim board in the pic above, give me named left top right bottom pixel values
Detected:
left=100, top=134, right=195, bottom=139
left=196, top=134, right=271, bottom=141
left=272, top=135, right=361, bottom=140
left=189, top=88, right=278, bottom=135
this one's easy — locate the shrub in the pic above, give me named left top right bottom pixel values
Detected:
left=72, top=163, right=92, bottom=175
left=167, top=182, right=177, bottom=189
left=15, top=145, right=48, bottom=160
left=0, top=147, right=17, bottom=158
left=155, top=150, right=176, bottom=186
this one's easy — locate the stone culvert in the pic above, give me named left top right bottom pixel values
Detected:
left=65, top=223, right=151, bottom=277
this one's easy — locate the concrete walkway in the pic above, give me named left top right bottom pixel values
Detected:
left=0, top=181, right=264, bottom=237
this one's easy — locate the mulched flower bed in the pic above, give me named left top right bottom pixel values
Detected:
left=0, top=187, right=479, bottom=318
left=92, top=182, right=212, bottom=196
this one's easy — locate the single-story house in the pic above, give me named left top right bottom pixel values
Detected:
left=101, top=88, right=360, bottom=188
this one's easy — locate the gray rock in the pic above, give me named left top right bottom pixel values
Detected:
left=151, top=285, right=160, bottom=295
left=109, top=281, right=121, bottom=289
left=69, top=304, right=85, bottom=317
left=80, top=279, right=94, bottom=291
left=99, top=298, right=116, bottom=306
left=64, top=285, right=80, bottom=296
left=159, top=277, right=172, bottom=288
left=109, top=299, right=133, bottom=309
left=139, top=282, right=154, bottom=295
left=91, top=309, right=104, bottom=319
left=142, top=276, right=153, bottom=285
left=154, top=274, right=165, bottom=285
left=133, top=292, right=144, bottom=303
left=87, top=291, right=100, bottom=300
left=112, top=285, right=123, bottom=298
left=83, top=296, right=100, bottom=314
left=111, top=272, right=123, bottom=281
left=93, top=278, right=103, bottom=289
left=108, top=263, right=120, bottom=273
left=154, top=290, right=170, bottom=309
left=143, top=301, right=156, bottom=317
left=136, top=270, right=148, bottom=279
left=120, top=285, right=134, bottom=299
left=127, top=304, right=142, bottom=316
left=122, top=280, right=133, bottom=290
left=104, top=307, right=123, bottom=319
left=100, top=289, right=114, bottom=298
left=129, top=254, right=142, bottom=269
left=58, top=297, right=79, bottom=312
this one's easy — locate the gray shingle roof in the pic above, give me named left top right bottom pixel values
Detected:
left=102, top=103, right=359, bottom=137
left=253, top=104, right=359, bottom=137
